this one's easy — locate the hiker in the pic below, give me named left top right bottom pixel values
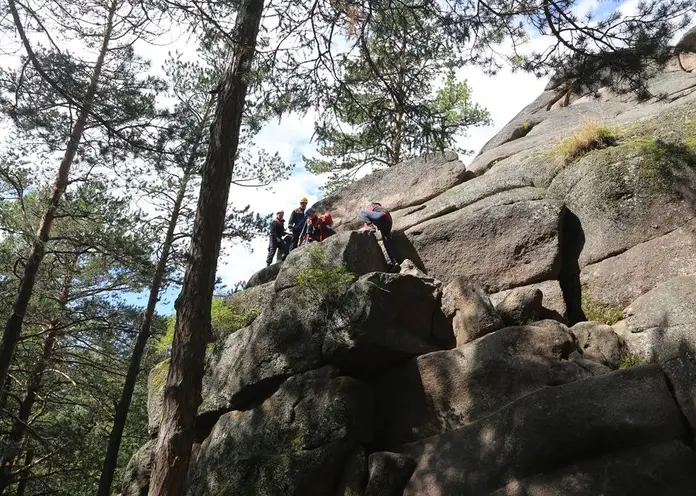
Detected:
left=288, top=197, right=309, bottom=250
left=297, top=208, right=318, bottom=247
left=266, top=210, right=288, bottom=266
left=359, top=202, right=398, bottom=266
left=317, top=212, right=336, bottom=241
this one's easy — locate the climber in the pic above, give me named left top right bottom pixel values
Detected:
left=297, top=208, right=317, bottom=247
left=317, top=212, right=336, bottom=241
left=266, top=210, right=288, bottom=266
left=359, top=201, right=398, bottom=267
left=288, top=197, right=309, bottom=250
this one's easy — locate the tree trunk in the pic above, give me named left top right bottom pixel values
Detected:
left=0, top=0, right=118, bottom=393
left=147, top=0, right=265, bottom=493
left=97, top=169, right=192, bottom=496
left=0, top=327, right=58, bottom=494
left=0, top=267, right=72, bottom=494
left=14, top=450, right=32, bottom=496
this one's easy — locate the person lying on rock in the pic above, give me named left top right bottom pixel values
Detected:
left=288, top=197, right=308, bottom=251
left=359, top=201, right=399, bottom=268
left=266, top=210, right=289, bottom=266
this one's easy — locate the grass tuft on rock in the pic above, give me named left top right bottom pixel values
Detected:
left=297, top=244, right=355, bottom=307
left=619, top=352, right=642, bottom=369
left=555, top=122, right=618, bottom=163
left=581, top=292, right=623, bottom=325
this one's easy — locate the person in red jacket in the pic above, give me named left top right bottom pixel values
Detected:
left=298, top=208, right=317, bottom=247
left=266, top=211, right=288, bottom=266
left=359, top=202, right=397, bottom=266
left=317, top=212, right=336, bottom=241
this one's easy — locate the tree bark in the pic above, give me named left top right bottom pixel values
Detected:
left=147, top=0, right=265, bottom=493
left=14, top=450, right=32, bottom=496
left=0, top=0, right=118, bottom=394
left=97, top=169, right=192, bottom=496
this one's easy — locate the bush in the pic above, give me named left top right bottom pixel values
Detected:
left=156, top=299, right=257, bottom=355
left=297, top=245, right=355, bottom=306
left=555, top=121, right=618, bottom=162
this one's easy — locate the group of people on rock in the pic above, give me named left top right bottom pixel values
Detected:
left=265, top=197, right=397, bottom=268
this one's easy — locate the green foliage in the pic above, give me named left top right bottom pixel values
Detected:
left=582, top=293, right=624, bottom=325
left=620, top=353, right=642, bottom=369
left=297, top=245, right=355, bottom=305
left=555, top=122, right=618, bottom=162
left=304, top=4, right=491, bottom=193
left=156, top=299, right=258, bottom=355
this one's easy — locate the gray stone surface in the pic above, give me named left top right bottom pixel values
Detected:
left=324, top=272, right=450, bottom=375
left=147, top=360, right=168, bottom=433
left=189, top=367, right=373, bottom=495
left=121, top=440, right=153, bottom=496
left=406, top=195, right=564, bottom=290
left=548, top=139, right=696, bottom=269
left=490, top=280, right=567, bottom=322
left=400, top=365, right=685, bottom=495
left=580, top=219, right=696, bottom=308
left=613, top=276, right=696, bottom=434
left=201, top=287, right=330, bottom=414
left=441, top=278, right=504, bottom=346
left=489, top=441, right=696, bottom=496
left=313, top=151, right=468, bottom=230
left=495, top=286, right=543, bottom=326
left=365, top=452, right=416, bottom=496
left=571, top=321, right=622, bottom=369
left=226, top=281, right=275, bottom=316
left=275, top=231, right=387, bottom=291
left=247, top=262, right=282, bottom=288
left=373, top=321, right=591, bottom=448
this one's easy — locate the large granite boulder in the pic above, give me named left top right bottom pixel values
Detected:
left=364, top=452, right=416, bottom=496
left=324, top=272, right=451, bottom=375
left=441, top=278, right=504, bottom=346
left=188, top=367, right=373, bottom=495
left=312, top=151, right=470, bottom=230
left=580, top=219, right=696, bottom=308
left=405, top=194, right=564, bottom=289
left=247, top=262, right=283, bottom=288
left=121, top=440, right=154, bottom=496
left=275, top=231, right=387, bottom=291
left=400, top=365, right=686, bottom=495
left=613, top=275, right=696, bottom=434
left=373, top=321, right=593, bottom=448
left=490, top=280, right=568, bottom=322
left=490, top=440, right=696, bottom=496
left=570, top=321, right=622, bottom=369
left=226, top=281, right=275, bottom=316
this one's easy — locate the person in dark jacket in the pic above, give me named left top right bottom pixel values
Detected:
left=288, top=197, right=308, bottom=250
left=266, top=211, right=288, bottom=266
left=297, top=208, right=317, bottom=247
left=359, top=202, right=398, bottom=266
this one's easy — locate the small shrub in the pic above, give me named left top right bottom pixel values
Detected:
left=555, top=121, right=618, bottom=162
left=581, top=293, right=623, bottom=325
left=619, top=352, right=642, bottom=369
left=297, top=245, right=355, bottom=307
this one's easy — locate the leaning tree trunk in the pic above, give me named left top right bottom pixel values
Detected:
left=97, top=168, right=193, bottom=496
left=0, top=0, right=117, bottom=393
left=147, top=0, right=265, bottom=494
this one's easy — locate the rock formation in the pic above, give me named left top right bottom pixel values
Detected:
left=123, top=46, right=696, bottom=495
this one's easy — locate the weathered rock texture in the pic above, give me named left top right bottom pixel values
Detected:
left=124, top=51, right=696, bottom=495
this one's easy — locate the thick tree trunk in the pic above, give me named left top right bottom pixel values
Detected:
left=97, top=171, right=192, bottom=496
left=0, top=0, right=118, bottom=393
left=147, top=0, right=265, bottom=493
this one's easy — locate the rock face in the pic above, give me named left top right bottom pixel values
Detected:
left=124, top=53, right=696, bottom=495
